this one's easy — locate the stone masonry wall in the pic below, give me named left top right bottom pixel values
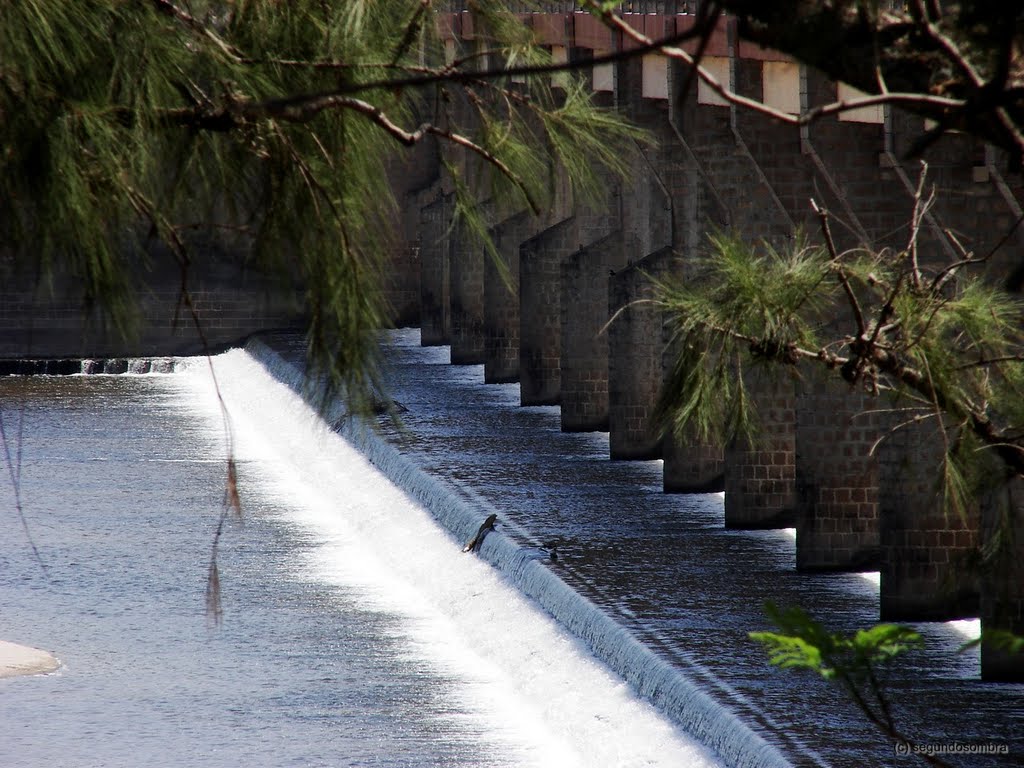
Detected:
left=519, top=217, right=578, bottom=405
left=723, top=372, right=797, bottom=529
left=980, top=476, right=1024, bottom=681
left=0, top=256, right=305, bottom=358
left=449, top=210, right=488, bottom=364
left=560, top=231, right=625, bottom=431
left=608, top=247, right=674, bottom=460
left=419, top=194, right=451, bottom=346
left=484, top=211, right=532, bottom=383
left=877, top=416, right=981, bottom=621
left=794, top=369, right=881, bottom=571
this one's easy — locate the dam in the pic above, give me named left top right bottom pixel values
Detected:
left=2, top=4, right=1023, bottom=766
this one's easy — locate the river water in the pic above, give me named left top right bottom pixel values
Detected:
left=263, top=328, right=1020, bottom=768
left=0, top=349, right=718, bottom=767
left=1, top=330, right=1021, bottom=767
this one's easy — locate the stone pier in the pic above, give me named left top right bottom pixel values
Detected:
left=419, top=194, right=452, bottom=347
left=980, top=477, right=1024, bottom=682
left=449, top=212, right=487, bottom=365
left=794, top=372, right=881, bottom=572
left=519, top=217, right=578, bottom=405
left=484, top=211, right=533, bottom=383
left=878, top=418, right=981, bottom=621
left=560, top=231, right=624, bottom=432
left=608, top=247, right=674, bottom=460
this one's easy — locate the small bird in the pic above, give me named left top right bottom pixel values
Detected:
left=463, top=514, right=497, bottom=553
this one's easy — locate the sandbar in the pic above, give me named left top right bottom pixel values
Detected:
left=0, top=640, right=59, bottom=679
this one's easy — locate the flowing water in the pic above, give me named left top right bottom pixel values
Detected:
left=0, top=353, right=719, bottom=767
left=252, top=329, right=1024, bottom=768
left=2, top=329, right=1021, bottom=768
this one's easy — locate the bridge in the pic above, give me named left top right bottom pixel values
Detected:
left=406, top=5, right=1024, bottom=683
left=0, top=5, right=1021, bottom=681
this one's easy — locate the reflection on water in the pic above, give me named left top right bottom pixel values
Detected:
left=323, top=328, right=1022, bottom=768
left=0, top=360, right=718, bottom=768
left=0, top=376, right=510, bottom=767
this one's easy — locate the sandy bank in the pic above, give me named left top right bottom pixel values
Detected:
left=0, top=641, right=59, bottom=679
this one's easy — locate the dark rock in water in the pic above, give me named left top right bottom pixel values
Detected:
left=104, top=358, right=129, bottom=374
left=0, top=359, right=84, bottom=375
left=47, top=359, right=80, bottom=375
left=128, top=359, right=151, bottom=374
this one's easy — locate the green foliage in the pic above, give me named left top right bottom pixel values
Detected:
left=751, top=602, right=931, bottom=756
left=959, top=628, right=1024, bottom=656
left=750, top=603, right=923, bottom=682
left=539, top=81, right=651, bottom=209
left=654, top=231, right=832, bottom=446
left=656, top=219, right=1024, bottom=512
left=1, top=0, right=640, bottom=413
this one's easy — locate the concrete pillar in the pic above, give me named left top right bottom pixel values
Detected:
left=878, top=419, right=980, bottom=621
left=519, top=217, right=577, bottom=405
left=419, top=194, right=451, bottom=346
left=607, top=247, right=674, bottom=460
left=980, top=477, right=1024, bottom=682
left=483, top=211, right=532, bottom=383
left=724, top=373, right=797, bottom=529
left=449, top=215, right=487, bottom=364
left=662, top=434, right=725, bottom=493
left=560, top=231, right=624, bottom=432
left=794, top=371, right=881, bottom=571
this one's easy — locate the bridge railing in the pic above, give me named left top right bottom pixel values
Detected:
left=440, top=1, right=907, bottom=17
left=440, top=1, right=699, bottom=15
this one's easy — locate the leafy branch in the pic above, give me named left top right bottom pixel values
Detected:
left=749, top=604, right=950, bottom=766
left=655, top=168, right=1024, bottom=515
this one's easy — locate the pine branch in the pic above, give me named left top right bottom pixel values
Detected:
left=813, top=200, right=867, bottom=338
left=954, top=353, right=1024, bottom=371
left=148, top=0, right=243, bottom=62
left=156, top=94, right=540, bottom=211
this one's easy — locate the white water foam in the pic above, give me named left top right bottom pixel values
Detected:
left=777, top=530, right=981, bottom=641
left=237, top=339, right=793, bottom=768
left=182, top=347, right=731, bottom=768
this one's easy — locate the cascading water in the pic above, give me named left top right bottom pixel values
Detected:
left=1, top=346, right=729, bottom=767
left=185, top=346, right=731, bottom=768
left=244, top=328, right=1022, bottom=768
left=241, top=337, right=791, bottom=768
left=3, top=332, right=1017, bottom=767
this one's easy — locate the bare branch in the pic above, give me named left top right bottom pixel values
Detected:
left=906, top=162, right=934, bottom=290
left=954, top=353, right=1024, bottom=372
left=148, top=0, right=243, bottom=62
left=160, top=94, right=541, bottom=213
left=910, top=6, right=1024, bottom=156
left=932, top=212, right=1024, bottom=293
left=813, top=199, right=867, bottom=337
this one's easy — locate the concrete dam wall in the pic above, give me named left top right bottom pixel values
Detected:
left=1, top=7, right=1021, bottom=681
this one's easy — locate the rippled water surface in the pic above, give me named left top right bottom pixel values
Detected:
left=290, top=328, right=1022, bottom=768
left=0, top=362, right=717, bottom=768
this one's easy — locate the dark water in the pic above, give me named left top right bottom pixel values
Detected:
left=0, top=359, right=717, bottom=768
left=295, top=328, right=1022, bottom=768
